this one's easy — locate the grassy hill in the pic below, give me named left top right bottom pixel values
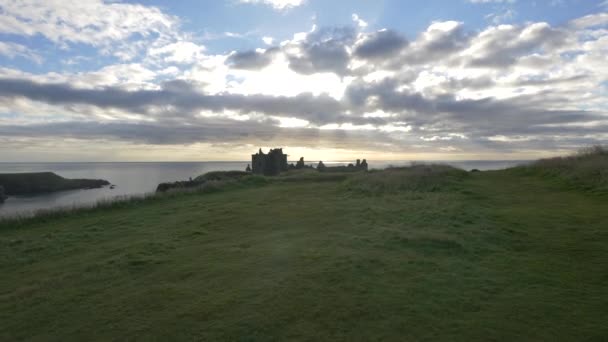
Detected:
left=1, top=151, right=607, bottom=341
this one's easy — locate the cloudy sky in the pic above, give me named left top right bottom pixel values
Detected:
left=0, top=0, right=607, bottom=161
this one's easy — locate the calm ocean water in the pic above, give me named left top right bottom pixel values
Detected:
left=0, top=160, right=529, bottom=217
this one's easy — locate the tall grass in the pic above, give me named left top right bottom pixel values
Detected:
left=518, top=145, right=608, bottom=193
left=343, top=164, right=468, bottom=194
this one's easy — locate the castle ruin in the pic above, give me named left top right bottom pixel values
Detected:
left=251, top=148, right=288, bottom=176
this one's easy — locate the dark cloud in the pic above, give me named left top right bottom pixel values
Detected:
left=226, top=47, right=279, bottom=70
left=440, top=76, right=496, bottom=91
left=0, top=120, right=400, bottom=150
left=1, top=75, right=603, bottom=140
left=343, top=77, right=604, bottom=136
left=354, top=30, right=408, bottom=59
left=288, top=41, right=350, bottom=75
left=287, top=27, right=356, bottom=76
left=513, top=74, right=588, bottom=86
left=0, top=77, right=348, bottom=125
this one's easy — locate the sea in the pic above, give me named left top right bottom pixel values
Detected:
left=0, top=160, right=530, bottom=218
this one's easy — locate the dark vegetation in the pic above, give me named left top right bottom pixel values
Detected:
left=0, top=148, right=607, bottom=340
left=195, top=170, right=251, bottom=182
left=318, top=158, right=368, bottom=173
left=0, top=172, right=109, bottom=196
left=514, top=145, right=608, bottom=194
left=156, top=171, right=251, bottom=192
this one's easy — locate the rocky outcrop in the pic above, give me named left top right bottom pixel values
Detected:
left=0, top=172, right=110, bottom=196
left=0, top=185, right=6, bottom=203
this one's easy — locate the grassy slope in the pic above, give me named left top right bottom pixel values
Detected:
left=0, top=169, right=607, bottom=341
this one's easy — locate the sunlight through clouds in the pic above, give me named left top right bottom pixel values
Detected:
left=0, top=0, right=606, bottom=160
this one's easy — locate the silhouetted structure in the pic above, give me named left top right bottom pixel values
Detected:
left=252, top=148, right=288, bottom=176
left=318, top=158, right=368, bottom=172
left=0, top=185, right=5, bottom=203
left=361, top=159, right=368, bottom=170
left=296, top=157, right=306, bottom=169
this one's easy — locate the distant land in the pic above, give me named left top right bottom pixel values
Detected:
left=0, top=172, right=109, bottom=201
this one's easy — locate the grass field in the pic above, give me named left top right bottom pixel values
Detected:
left=1, top=157, right=607, bottom=340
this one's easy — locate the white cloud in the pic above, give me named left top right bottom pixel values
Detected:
left=238, top=0, right=306, bottom=10
left=0, top=41, right=42, bottom=63
left=468, top=0, right=515, bottom=3
left=352, top=14, right=368, bottom=28
left=485, top=9, right=516, bottom=24
left=570, top=13, right=608, bottom=29
left=148, top=41, right=206, bottom=64
left=0, top=0, right=178, bottom=55
left=262, top=36, right=275, bottom=45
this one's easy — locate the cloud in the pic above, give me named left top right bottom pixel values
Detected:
left=0, top=69, right=603, bottom=142
left=570, top=13, right=608, bottom=29
left=400, top=21, right=469, bottom=65
left=0, top=77, right=350, bottom=125
left=485, top=8, right=516, bottom=25
left=0, top=120, right=404, bottom=153
left=352, top=14, right=368, bottom=28
left=354, top=29, right=408, bottom=60
left=0, top=1, right=177, bottom=49
left=1, top=6, right=608, bottom=159
left=226, top=48, right=279, bottom=70
left=463, top=22, right=568, bottom=67
left=285, top=27, right=356, bottom=76
left=237, top=0, right=306, bottom=10
left=0, top=41, right=42, bottom=64
left=468, top=0, right=516, bottom=3
left=148, top=41, right=206, bottom=64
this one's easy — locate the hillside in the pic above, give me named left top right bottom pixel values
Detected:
left=0, top=156, right=607, bottom=341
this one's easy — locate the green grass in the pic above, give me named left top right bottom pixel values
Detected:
left=1, top=162, right=607, bottom=341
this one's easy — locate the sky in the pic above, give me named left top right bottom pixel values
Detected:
left=0, top=0, right=607, bottom=161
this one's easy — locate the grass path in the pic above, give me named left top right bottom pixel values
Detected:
left=1, top=171, right=607, bottom=341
